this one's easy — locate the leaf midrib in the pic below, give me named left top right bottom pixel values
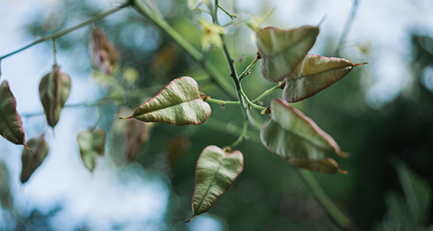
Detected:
left=0, top=103, right=22, bottom=144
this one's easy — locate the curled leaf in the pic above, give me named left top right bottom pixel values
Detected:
left=0, top=81, right=26, bottom=147
left=260, top=99, right=346, bottom=173
left=39, top=65, right=71, bottom=128
left=283, top=54, right=363, bottom=102
left=20, top=135, right=49, bottom=183
left=190, top=145, right=243, bottom=220
left=255, top=26, right=319, bottom=82
left=90, top=26, right=119, bottom=75
left=121, top=77, right=211, bottom=126
left=77, top=128, right=106, bottom=172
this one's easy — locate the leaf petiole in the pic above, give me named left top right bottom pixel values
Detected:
left=218, top=4, right=237, bottom=20
left=252, top=82, right=284, bottom=103
left=229, top=120, right=248, bottom=149
left=238, top=54, right=261, bottom=82
left=205, top=98, right=240, bottom=106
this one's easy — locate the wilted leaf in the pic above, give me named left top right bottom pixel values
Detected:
left=287, top=157, right=346, bottom=174
left=121, top=77, right=211, bottom=126
left=167, top=135, right=191, bottom=167
left=77, top=128, right=106, bottom=172
left=260, top=99, right=346, bottom=173
left=0, top=81, right=27, bottom=147
left=39, top=65, right=71, bottom=128
left=0, top=161, right=13, bottom=210
left=20, top=135, right=49, bottom=183
left=90, top=25, right=119, bottom=75
left=393, top=159, right=432, bottom=226
left=189, top=146, right=243, bottom=221
left=125, top=119, right=152, bottom=160
left=283, top=54, right=364, bottom=102
left=256, top=26, right=319, bottom=82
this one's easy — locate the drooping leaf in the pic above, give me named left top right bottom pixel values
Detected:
left=89, top=25, right=119, bottom=75
left=393, top=159, right=432, bottom=226
left=125, top=119, right=152, bottom=160
left=287, top=157, right=346, bottom=174
left=283, top=54, right=363, bottom=102
left=189, top=146, right=243, bottom=221
left=255, top=26, right=319, bottom=82
left=0, top=81, right=26, bottom=147
left=0, top=161, right=13, bottom=210
left=77, top=128, right=106, bottom=172
left=39, top=65, right=71, bottom=128
left=121, top=77, right=211, bottom=126
left=260, top=99, right=346, bottom=173
left=20, top=135, right=49, bottom=183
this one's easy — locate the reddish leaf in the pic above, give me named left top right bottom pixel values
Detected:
left=90, top=26, right=119, bottom=75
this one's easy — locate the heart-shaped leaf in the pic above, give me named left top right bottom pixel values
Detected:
left=20, top=135, right=49, bottom=183
left=90, top=26, right=119, bottom=75
left=77, top=128, right=106, bottom=172
left=188, top=146, right=243, bottom=221
left=121, top=77, right=211, bottom=126
left=283, top=54, right=364, bottom=102
left=39, top=65, right=71, bottom=128
left=256, top=26, right=319, bottom=82
left=0, top=81, right=27, bottom=148
left=260, top=99, right=346, bottom=173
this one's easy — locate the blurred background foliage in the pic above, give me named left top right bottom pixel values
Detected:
left=0, top=0, right=433, bottom=230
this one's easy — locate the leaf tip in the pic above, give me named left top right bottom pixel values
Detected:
left=338, top=151, right=349, bottom=158
left=119, top=116, right=132, bottom=120
left=23, top=144, right=33, bottom=153
left=354, top=62, right=368, bottom=67
left=185, top=214, right=196, bottom=223
left=338, top=169, right=348, bottom=174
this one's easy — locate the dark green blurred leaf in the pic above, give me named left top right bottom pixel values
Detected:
left=393, top=159, right=432, bottom=226
left=190, top=146, right=243, bottom=219
left=39, top=65, right=71, bottom=128
left=122, top=77, right=211, bottom=126
left=20, top=135, right=49, bottom=183
left=385, top=191, right=417, bottom=231
left=256, top=26, right=319, bottom=82
left=0, top=161, right=13, bottom=211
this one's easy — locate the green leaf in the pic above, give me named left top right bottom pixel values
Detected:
left=385, top=192, right=418, bottom=231
left=122, top=77, right=211, bottom=126
left=0, top=81, right=27, bottom=147
left=189, top=146, right=243, bottom=220
left=39, top=65, right=71, bottom=128
left=77, top=128, right=106, bottom=172
left=260, top=99, right=346, bottom=173
left=255, top=26, right=319, bottom=82
left=90, top=26, right=119, bottom=75
left=283, top=54, right=361, bottom=102
left=125, top=119, right=152, bottom=160
left=0, top=161, right=13, bottom=211
left=393, top=159, right=432, bottom=226
left=287, top=158, right=346, bottom=174
left=20, top=135, right=49, bottom=183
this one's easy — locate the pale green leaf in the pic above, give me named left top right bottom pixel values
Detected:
left=255, top=26, right=319, bottom=82
left=0, top=81, right=26, bottom=146
left=20, top=135, right=49, bottom=183
left=77, top=128, right=106, bottom=172
left=393, top=159, right=432, bottom=226
left=123, top=77, right=211, bottom=126
left=260, top=99, right=346, bottom=173
left=39, top=65, right=71, bottom=128
left=191, top=146, right=243, bottom=219
left=283, top=54, right=358, bottom=102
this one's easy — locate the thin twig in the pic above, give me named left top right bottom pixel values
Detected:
left=335, top=0, right=361, bottom=56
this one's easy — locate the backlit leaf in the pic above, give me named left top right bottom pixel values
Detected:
left=0, top=81, right=26, bottom=147
left=283, top=54, right=361, bottom=102
left=125, top=119, right=152, bottom=160
left=189, top=146, right=243, bottom=221
left=90, top=25, right=119, bottom=75
left=39, top=65, right=71, bottom=128
left=260, top=99, right=346, bottom=173
left=20, top=135, right=49, bottom=183
left=77, top=128, right=106, bottom=172
left=255, top=26, right=319, bottom=82
left=121, top=77, right=211, bottom=126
